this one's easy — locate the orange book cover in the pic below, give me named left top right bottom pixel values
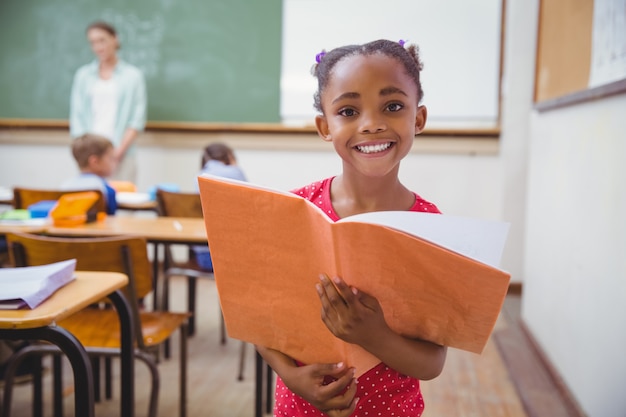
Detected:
left=198, top=175, right=511, bottom=376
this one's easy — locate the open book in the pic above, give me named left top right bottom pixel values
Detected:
left=0, top=259, right=76, bottom=309
left=198, top=175, right=511, bottom=376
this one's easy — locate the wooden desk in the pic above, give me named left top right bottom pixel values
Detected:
left=0, top=221, right=48, bottom=236
left=0, top=271, right=135, bottom=417
left=46, top=215, right=207, bottom=244
left=46, top=217, right=270, bottom=417
left=47, top=215, right=207, bottom=316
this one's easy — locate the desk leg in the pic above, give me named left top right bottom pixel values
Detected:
left=108, top=289, right=136, bottom=417
left=152, top=242, right=160, bottom=310
left=255, top=352, right=274, bottom=417
left=255, top=351, right=263, bottom=417
left=266, top=363, right=273, bottom=414
left=0, top=326, right=95, bottom=417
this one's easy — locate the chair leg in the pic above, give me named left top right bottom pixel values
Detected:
left=53, top=355, right=63, bottom=417
left=135, top=351, right=160, bottom=417
left=254, top=352, right=263, bottom=417
left=179, top=323, right=188, bottom=417
left=220, top=310, right=226, bottom=345
left=162, top=274, right=170, bottom=312
left=2, top=347, right=44, bottom=417
left=33, top=355, right=43, bottom=417
left=164, top=339, right=171, bottom=360
left=266, top=363, right=273, bottom=414
left=237, top=342, right=247, bottom=381
left=163, top=277, right=171, bottom=360
left=105, top=357, right=113, bottom=399
left=91, top=356, right=100, bottom=402
left=187, top=277, right=197, bottom=337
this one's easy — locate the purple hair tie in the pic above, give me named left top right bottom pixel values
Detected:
left=398, top=39, right=407, bottom=47
left=315, top=50, right=326, bottom=63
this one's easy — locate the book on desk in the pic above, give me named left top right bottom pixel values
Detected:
left=0, top=259, right=76, bottom=309
left=198, top=175, right=511, bottom=376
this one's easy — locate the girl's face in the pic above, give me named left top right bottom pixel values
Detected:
left=87, top=28, right=118, bottom=63
left=315, top=53, right=426, bottom=179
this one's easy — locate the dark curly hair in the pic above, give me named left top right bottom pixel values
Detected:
left=311, top=39, right=424, bottom=113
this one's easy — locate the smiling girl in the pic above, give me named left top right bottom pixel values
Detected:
left=256, top=39, right=447, bottom=417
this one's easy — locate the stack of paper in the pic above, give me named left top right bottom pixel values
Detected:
left=0, top=259, right=77, bottom=309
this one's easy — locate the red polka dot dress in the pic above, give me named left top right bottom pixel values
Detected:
left=273, top=177, right=440, bottom=417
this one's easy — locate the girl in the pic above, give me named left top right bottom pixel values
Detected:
left=200, top=142, right=248, bottom=182
left=70, top=21, right=146, bottom=183
left=257, top=39, right=447, bottom=417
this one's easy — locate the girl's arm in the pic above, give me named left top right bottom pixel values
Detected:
left=255, top=345, right=359, bottom=416
left=317, top=274, right=447, bottom=381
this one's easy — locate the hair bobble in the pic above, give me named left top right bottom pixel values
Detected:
left=398, top=39, right=407, bottom=47
left=315, top=50, right=326, bottom=63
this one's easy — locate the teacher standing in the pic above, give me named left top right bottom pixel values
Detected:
left=70, top=21, right=146, bottom=183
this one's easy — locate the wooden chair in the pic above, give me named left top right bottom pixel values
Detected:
left=3, top=232, right=190, bottom=417
left=155, top=189, right=220, bottom=338
left=12, top=187, right=107, bottom=213
left=156, top=188, right=248, bottom=380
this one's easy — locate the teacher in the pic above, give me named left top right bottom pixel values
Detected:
left=70, top=21, right=146, bottom=183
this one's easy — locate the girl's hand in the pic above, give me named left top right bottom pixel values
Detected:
left=315, top=275, right=448, bottom=381
left=256, top=346, right=358, bottom=416
left=316, top=274, right=390, bottom=346
left=283, top=361, right=359, bottom=416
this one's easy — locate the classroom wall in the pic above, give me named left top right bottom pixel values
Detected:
left=523, top=93, right=626, bottom=417
left=0, top=131, right=502, bottom=222
left=509, top=1, right=626, bottom=416
left=6, top=4, right=625, bottom=416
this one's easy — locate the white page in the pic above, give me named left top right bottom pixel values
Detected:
left=0, top=259, right=77, bottom=308
left=0, top=218, right=49, bottom=226
left=340, top=211, right=509, bottom=269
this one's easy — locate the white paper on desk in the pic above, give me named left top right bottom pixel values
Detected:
left=0, top=259, right=77, bottom=309
left=116, top=192, right=152, bottom=204
left=0, top=218, right=49, bottom=226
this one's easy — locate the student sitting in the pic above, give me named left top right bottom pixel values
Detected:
left=61, top=133, right=118, bottom=214
left=199, top=142, right=247, bottom=182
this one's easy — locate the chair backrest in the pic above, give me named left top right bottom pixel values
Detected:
left=156, top=189, right=203, bottom=218
left=6, top=232, right=155, bottom=349
left=5, top=232, right=152, bottom=302
left=13, top=187, right=107, bottom=213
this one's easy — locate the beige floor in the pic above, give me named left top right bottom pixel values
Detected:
left=5, top=277, right=528, bottom=417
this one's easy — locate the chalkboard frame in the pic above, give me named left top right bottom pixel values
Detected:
left=0, top=118, right=500, bottom=138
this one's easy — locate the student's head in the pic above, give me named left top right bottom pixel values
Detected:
left=312, top=39, right=425, bottom=113
left=311, top=39, right=427, bottom=178
left=72, top=134, right=116, bottom=178
left=86, top=21, right=119, bottom=62
left=201, top=142, right=236, bottom=168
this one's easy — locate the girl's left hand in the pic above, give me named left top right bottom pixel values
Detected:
left=316, top=274, right=390, bottom=346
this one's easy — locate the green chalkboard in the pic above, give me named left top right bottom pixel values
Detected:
left=0, top=0, right=282, bottom=123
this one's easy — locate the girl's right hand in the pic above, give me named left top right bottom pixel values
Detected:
left=286, top=362, right=359, bottom=416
